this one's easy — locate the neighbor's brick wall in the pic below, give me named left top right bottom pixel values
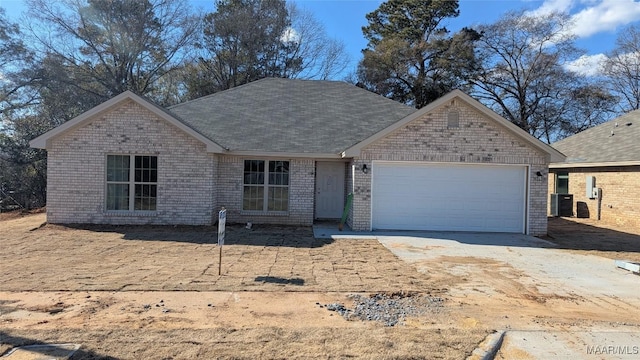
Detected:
left=215, top=155, right=315, bottom=225
left=352, top=99, right=550, bottom=236
left=46, top=100, right=215, bottom=225
left=549, top=167, right=640, bottom=229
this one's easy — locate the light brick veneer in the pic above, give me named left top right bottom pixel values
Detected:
left=549, top=166, right=640, bottom=229
left=215, top=156, right=315, bottom=225
left=347, top=99, right=550, bottom=236
left=46, top=97, right=551, bottom=234
left=47, top=100, right=215, bottom=225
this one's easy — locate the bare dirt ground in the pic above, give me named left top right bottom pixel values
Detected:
left=387, top=217, right=640, bottom=336
left=2, top=213, right=639, bottom=359
left=0, top=213, right=485, bottom=359
left=547, top=216, right=640, bottom=263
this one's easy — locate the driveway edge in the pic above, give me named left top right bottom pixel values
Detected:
left=467, top=330, right=505, bottom=360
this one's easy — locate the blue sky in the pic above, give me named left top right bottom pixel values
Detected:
left=283, top=0, right=640, bottom=77
left=3, top=0, right=640, bottom=77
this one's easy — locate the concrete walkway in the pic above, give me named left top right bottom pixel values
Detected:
left=496, top=330, right=640, bottom=359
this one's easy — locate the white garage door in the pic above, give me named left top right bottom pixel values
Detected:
left=371, top=162, right=526, bottom=233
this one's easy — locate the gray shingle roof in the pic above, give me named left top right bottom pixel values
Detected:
left=552, top=109, right=640, bottom=163
left=168, top=78, right=415, bottom=154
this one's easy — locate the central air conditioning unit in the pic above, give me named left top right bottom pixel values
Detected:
left=550, top=194, right=573, bottom=217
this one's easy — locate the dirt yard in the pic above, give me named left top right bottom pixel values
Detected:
left=547, top=216, right=640, bottom=262
left=1, top=213, right=639, bottom=359
left=0, top=213, right=485, bottom=359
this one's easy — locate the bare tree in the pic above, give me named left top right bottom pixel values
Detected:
left=185, top=0, right=349, bottom=98
left=25, top=0, right=200, bottom=108
left=470, top=11, right=587, bottom=142
left=602, top=24, right=640, bottom=112
left=285, top=3, right=350, bottom=80
left=0, top=7, right=40, bottom=118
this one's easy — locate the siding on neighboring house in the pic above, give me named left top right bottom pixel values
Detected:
left=46, top=100, right=215, bottom=225
left=348, top=100, right=550, bottom=236
left=549, top=166, right=640, bottom=229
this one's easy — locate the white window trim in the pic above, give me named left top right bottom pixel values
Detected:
left=241, top=159, right=290, bottom=215
left=105, top=154, right=158, bottom=213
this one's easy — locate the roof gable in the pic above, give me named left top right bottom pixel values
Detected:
left=551, top=109, right=640, bottom=166
left=344, top=89, right=565, bottom=163
left=29, top=91, right=225, bottom=152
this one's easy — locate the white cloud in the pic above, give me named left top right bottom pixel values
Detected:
left=565, top=53, right=607, bottom=76
left=527, top=0, right=575, bottom=17
left=530, top=0, right=640, bottom=39
left=571, top=0, right=640, bottom=37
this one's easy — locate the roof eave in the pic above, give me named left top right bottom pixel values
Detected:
left=29, top=91, right=226, bottom=153
left=550, top=160, right=640, bottom=169
left=226, top=150, right=344, bottom=159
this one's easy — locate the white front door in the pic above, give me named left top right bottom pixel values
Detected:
left=315, top=162, right=345, bottom=219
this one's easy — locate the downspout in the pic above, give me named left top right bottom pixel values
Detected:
left=596, top=188, right=603, bottom=221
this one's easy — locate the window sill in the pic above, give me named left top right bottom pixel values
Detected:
left=240, top=210, right=289, bottom=217
left=104, top=211, right=158, bottom=217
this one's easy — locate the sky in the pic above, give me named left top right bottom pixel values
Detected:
left=2, top=0, right=640, bottom=77
left=281, top=0, right=640, bottom=77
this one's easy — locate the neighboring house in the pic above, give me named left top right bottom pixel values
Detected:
left=549, top=111, right=640, bottom=228
left=30, top=78, right=563, bottom=235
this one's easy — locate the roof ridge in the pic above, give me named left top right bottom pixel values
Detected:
left=169, top=78, right=352, bottom=110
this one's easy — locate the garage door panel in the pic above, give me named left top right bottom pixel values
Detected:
left=372, top=163, right=526, bottom=233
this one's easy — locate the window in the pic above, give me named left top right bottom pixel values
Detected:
left=106, top=155, right=157, bottom=211
left=556, top=171, right=569, bottom=194
left=243, top=160, right=289, bottom=212
left=447, top=110, right=460, bottom=128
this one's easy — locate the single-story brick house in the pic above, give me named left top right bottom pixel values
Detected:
left=30, top=78, right=563, bottom=235
left=549, top=110, right=640, bottom=228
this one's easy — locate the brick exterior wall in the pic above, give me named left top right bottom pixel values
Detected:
left=46, top=100, right=215, bottom=225
left=348, top=99, right=550, bottom=236
left=549, top=166, right=640, bottom=229
left=215, top=156, right=315, bottom=225
left=45, top=96, right=551, bottom=233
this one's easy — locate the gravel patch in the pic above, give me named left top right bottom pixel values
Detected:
left=323, top=291, right=445, bottom=327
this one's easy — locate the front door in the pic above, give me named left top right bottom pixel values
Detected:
left=315, top=162, right=345, bottom=219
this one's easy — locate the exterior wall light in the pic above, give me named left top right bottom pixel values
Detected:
left=362, top=164, right=368, bottom=174
left=536, top=171, right=543, bottom=177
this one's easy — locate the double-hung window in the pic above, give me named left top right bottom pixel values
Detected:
left=106, top=155, right=158, bottom=211
left=243, top=160, right=289, bottom=212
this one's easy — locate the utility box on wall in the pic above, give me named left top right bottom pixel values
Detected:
left=586, top=176, right=596, bottom=199
left=550, top=194, right=573, bottom=217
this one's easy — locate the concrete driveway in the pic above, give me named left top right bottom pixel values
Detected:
left=377, top=232, right=639, bottom=301
left=375, top=232, right=640, bottom=359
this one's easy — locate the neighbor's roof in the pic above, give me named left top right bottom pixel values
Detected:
left=551, top=109, right=640, bottom=168
left=168, top=78, right=416, bottom=154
